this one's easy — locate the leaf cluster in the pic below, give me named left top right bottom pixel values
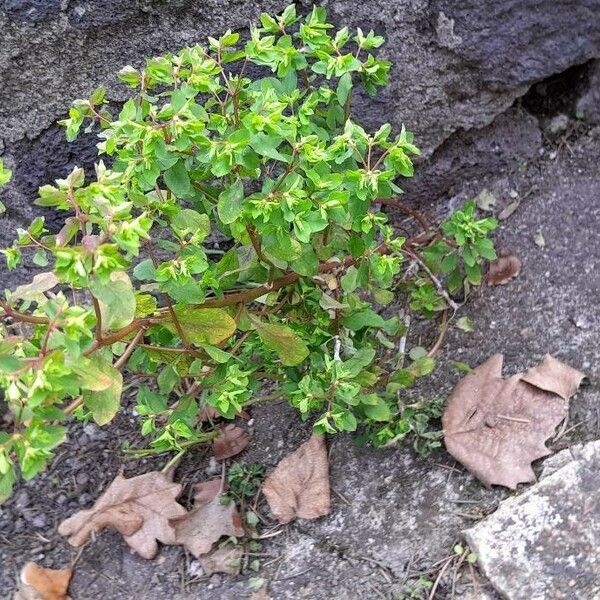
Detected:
left=0, top=5, right=497, bottom=502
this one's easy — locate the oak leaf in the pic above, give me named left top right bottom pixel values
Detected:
left=170, top=480, right=245, bottom=558
left=198, top=545, right=244, bottom=575
left=58, top=471, right=187, bottom=559
left=442, top=354, right=584, bottom=489
left=262, top=433, right=330, bottom=524
left=213, top=424, right=251, bottom=460
left=14, top=562, right=72, bottom=600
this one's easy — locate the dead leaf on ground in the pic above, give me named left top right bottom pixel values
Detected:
left=198, top=545, right=244, bottom=575
left=486, top=255, right=521, bottom=285
left=197, top=405, right=220, bottom=423
left=58, top=471, right=187, bottom=559
left=249, top=587, right=271, bottom=600
left=442, top=354, right=585, bottom=489
left=170, top=480, right=245, bottom=558
left=14, top=562, right=72, bottom=600
left=522, top=354, right=585, bottom=400
left=474, top=189, right=497, bottom=211
left=498, top=200, right=520, bottom=220
left=213, top=424, right=251, bottom=460
left=262, top=433, right=330, bottom=524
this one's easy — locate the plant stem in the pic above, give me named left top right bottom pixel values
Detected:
left=161, top=449, right=186, bottom=474
left=375, top=198, right=431, bottom=233
left=92, top=297, right=103, bottom=341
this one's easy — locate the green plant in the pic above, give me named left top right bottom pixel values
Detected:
left=0, top=5, right=497, bottom=502
left=228, top=462, right=265, bottom=503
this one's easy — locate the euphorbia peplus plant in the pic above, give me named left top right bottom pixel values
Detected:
left=0, top=5, right=497, bottom=501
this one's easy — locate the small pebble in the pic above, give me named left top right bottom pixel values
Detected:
left=76, top=472, right=89, bottom=486
left=14, top=490, right=30, bottom=509
left=78, top=493, right=92, bottom=506
left=31, top=515, right=46, bottom=529
left=205, top=456, right=220, bottom=476
left=187, top=560, right=204, bottom=578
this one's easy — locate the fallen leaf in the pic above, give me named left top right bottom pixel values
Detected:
left=198, top=404, right=221, bottom=423
left=474, top=189, right=497, bottom=211
left=521, top=354, right=585, bottom=400
left=58, top=471, right=187, bottom=559
left=14, top=562, right=72, bottom=600
left=198, top=545, right=244, bottom=575
left=442, top=354, right=584, bottom=489
left=213, top=424, right=251, bottom=460
left=498, top=200, right=520, bottom=220
left=170, top=480, right=245, bottom=558
left=454, top=316, right=474, bottom=332
left=262, top=433, right=330, bottom=524
left=250, top=588, right=271, bottom=600
left=486, top=255, right=521, bottom=285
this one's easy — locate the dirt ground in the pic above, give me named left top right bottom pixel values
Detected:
left=1, top=121, right=599, bottom=599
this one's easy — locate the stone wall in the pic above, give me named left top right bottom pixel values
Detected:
left=1, top=0, right=600, bottom=258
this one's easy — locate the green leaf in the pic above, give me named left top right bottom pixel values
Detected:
left=172, top=209, right=210, bottom=239
left=363, top=399, right=391, bottom=422
left=90, top=272, right=136, bottom=330
left=0, top=354, right=25, bottom=373
left=455, top=316, right=474, bottom=332
left=133, top=259, right=156, bottom=281
left=158, top=364, right=179, bottom=395
left=336, top=72, right=352, bottom=106
left=201, top=344, right=232, bottom=364
left=164, top=160, right=192, bottom=197
left=82, top=359, right=123, bottom=425
left=290, top=245, right=319, bottom=276
left=72, top=356, right=117, bottom=392
left=341, top=308, right=385, bottom=331
left=166, top=307, right=237, bottom=345
left=217, top=179, right=244, bottom=225
left=0, top=160, right=12, bottom=186
left=409, top=356, right=436, bottom=377
left=249, top=315, right=309, bottom=366
left=342, top=348, right=376, bottom=377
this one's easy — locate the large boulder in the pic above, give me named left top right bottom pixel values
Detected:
left=0, top=0, right=599, bottom=276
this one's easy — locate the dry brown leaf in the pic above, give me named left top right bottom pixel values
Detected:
left=58, top=471, right=187, bottom=559
left=486, top=255, right=522, bottom=285
left=197, top=405, right=220, bottom=423
left=250, top=587, right=271, bottom=600
left=213, top=424, right=251, bottom=460
left=443, top=354, right=584, bottom=489
left=262, top=433, right=330, bottom=524
left=14, top=562, right=72, bottom=600
left=198, top=545, right=244, bottom=576
left=521, top=354, right=585, bottom=400
left=170, top=480, right=245, bottom=558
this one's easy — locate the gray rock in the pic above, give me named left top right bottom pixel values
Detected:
left=405, top=107, right=542, bottom=200
left=465, top=440, right=600, bottom=600
left=31, top=514, right=47, bottom=529
left=0, top=0, right=599, bottom=232
left=576, top=59, right=600, bottom=124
